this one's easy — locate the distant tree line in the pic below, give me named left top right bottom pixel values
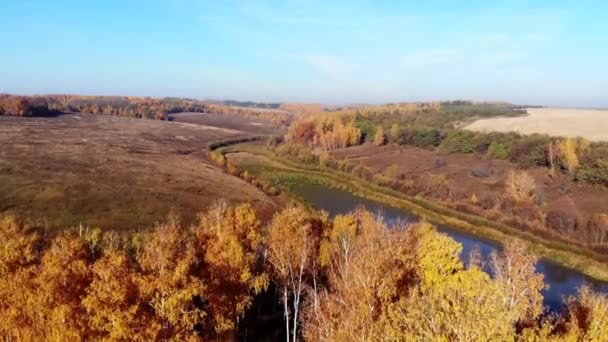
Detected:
left=0, top=94, right=293, bottom=124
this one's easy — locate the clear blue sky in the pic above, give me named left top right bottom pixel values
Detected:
left=1, top=1, right=607, bottom=107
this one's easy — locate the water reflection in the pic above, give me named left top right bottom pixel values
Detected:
left=291, top=182, right=608, bottom=311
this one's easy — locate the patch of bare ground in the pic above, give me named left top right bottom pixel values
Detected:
left=466, top=107, right=608, bottom=141
left=0, top=114, right=274, bottom=230
left=168, top=112, right=286, bottom=135
left=330, top=144, right=608, bottom=222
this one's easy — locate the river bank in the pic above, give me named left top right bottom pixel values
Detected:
left=219, top=143, right=608, bottom=283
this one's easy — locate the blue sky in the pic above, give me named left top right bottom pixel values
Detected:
left=1, top=1, right=607, bottom=107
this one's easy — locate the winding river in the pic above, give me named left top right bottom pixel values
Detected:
left=291, top=182, right=608, bottom=312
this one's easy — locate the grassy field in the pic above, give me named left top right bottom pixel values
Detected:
left=466, top=107, right=608, bottom=141
left=168, top=112, right=286, bottom=135
left=0, top=114, right=274, bottom=230
left=223, top=143, right=608, bottom=282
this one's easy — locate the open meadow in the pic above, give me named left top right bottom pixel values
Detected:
left=0, top=114, right=274, bottom=229
left=466, top=107, right=608, bottom=141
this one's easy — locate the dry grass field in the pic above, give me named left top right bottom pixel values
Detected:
left=0, top=114, right=274, bottom=230
left=168, top=112, right=285, bottom=134
left=466, top=107, right=608, bottom=141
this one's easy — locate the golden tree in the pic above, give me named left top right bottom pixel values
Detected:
left=137, top=219, right=205, bottom=340
left=561, top=286, right=608, bottom=341
left=193, top=202, right=269, bottom=336
left=0, top=217, right=40, bottom=338
left=390, top=123, right=400, bottom=143
left=34, top=232, right=92, bottom=339
left=266, top=207, right=321, bottom=342
left=374, top=126, right=385, bottom=146
left=506, top=170, right=536, bottom=202
left=83, top=247, right=157, bottom=340
left=489, top=241, right=544, bottom=323
left=558, top=137, right=580, bottom=175
left=305, top=210, right=416, bottom=341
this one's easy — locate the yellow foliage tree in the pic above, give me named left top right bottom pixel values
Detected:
left=374, top=126, right=385, bottom=146
left=193, top=202, right=269, bottom=335
left=390, top=123, right=400, bottom=143
left=266, top=207, right=322, bottom=342
left=137, top=219, right=205, bottom=340
left=561, top=286, right=608, bottom=341
left=35, top=232, right=92, bottom=340
left=83, top=248, right=158, bottom=340
left=558, top=137, right=580, bottom=175
left=490, top=242, right=544, bottom=323
left=506, top=170, right=536, bottom=202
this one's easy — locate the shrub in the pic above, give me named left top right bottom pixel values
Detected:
left=510, top=134, right=550, bottom=168
left=578, top=160, right=608, bottom=186
left=487, top=142, right=511, bottom=160
left=546, top=196, right=580, bottom=235
left=318, top=152, right=331, bottom=167
left=442, top=130, right=477, bottom=154
left=478, top=192, right=497, bottom=210
left=578, top=143, right=608, bottom=185
left=289, top=120, right=316, bottom=144
left=398, top=127, right=443, bottom=148
left=372, top=174, right=392, bottom=186
left=505, top=170, right=536, bottom=202
left=374, top=126, right=385, bottom=146
left=384, top=164, right=400, bottom=179
left=471, top=166, right=493, bottom=178
left=587, top=214, right=608, bottom=245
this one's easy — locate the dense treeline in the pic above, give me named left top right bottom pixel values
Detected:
left=1, top=204, right=606, bottom=340
left=0, top=94, right=59, bottom=117
left=286, top=102, right=608, bottom=187
left=0, top=94, right=293, bottom=123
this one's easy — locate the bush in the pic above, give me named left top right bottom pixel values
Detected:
left=578, top=143, right=608, bottom=185
left=546, top=196, right=580, bottom=235
left=578, top=160, right=608, bottom=186
left=442, top=130, right=477, bottom=154
left=399, top=127, right=443, bottom=148
left=289, top=120, right=316, bottom=144
left=471, top=166, right=493, bottom=178
left=587, top=214, right=608, bottom=244
left=510, top=134, right=550, bottom=168
left=318, top=152, right=331, bottom=167
left=505, top=170, right=536, bottom=202
left=383, top=164, right=400, bottom=179
left=487, top=142, right=511, bottom=160
left=372, top=174, right=392, bottom=186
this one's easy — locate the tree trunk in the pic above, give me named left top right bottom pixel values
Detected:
left=284, top=287, right=290, bottom=342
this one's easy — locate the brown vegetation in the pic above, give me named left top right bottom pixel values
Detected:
left=0, top=114, right=273, bottom=229
left=274, top=142, right=608, bottom=251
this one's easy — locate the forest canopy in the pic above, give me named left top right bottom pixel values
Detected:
left=0, top=203, right=606, bottom=340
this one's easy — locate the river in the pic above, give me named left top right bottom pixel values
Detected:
left=291, top=182, right=608, bottom=312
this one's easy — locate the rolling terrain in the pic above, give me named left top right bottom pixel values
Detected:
left=0, top=113, right=274, bottom=229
